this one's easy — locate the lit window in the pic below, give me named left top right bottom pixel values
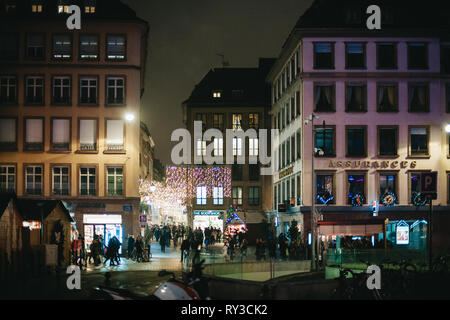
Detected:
left=196, top=186, right=207, bottom=205
left=213, top=138, right=223, bottom=157
left=233, top=137, right=242, bottom=156
left=196, top=139, right=206, bottom=157
left=0, top=165, right=15, bottom=193
left=32, top=5, right=43, bottom=13
left=232, top=187, right=243, bottom=206
left=213, top=91, right=221, bottom=98
left=249, top=138, right=259, bottom=157
left=107, top=167, right=123, bottom=196
left=85, top=6, right=95, bottom=13
left=232, top=113, right=242, bottom=130
left=213, top=186, right=223, bottom=205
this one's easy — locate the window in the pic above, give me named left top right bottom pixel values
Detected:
left=25, top=165, right=43, bottom=195
left=107, top=167, right=123, bottom=196
left=286, top=139, right=290, bottom=164
left=80, top=166, right=96, bottom=196
left=25, top=76, right=44, bottom=104
left=232, top=114, right=242, bottom=130
left=378, top=126, right=398, bottom=156
left=52, top=166, right=69, bottom=196
left=195, top=113, right=207, bottom=130
left=296, top=91, right=300, bottom=116
left=248, top=113, right=259, bottom=129
left=57, top=1, right=70, bottom=14
left=0, top=76, right=17, bottom=104
left=213, top=186, right=223, bottom=205
left=296, top=130, right=301, bottom=159
left=232, top=186, right=243, bottom=206
left=249, top=138, right=258, bottom=157
left=26, top=33, right=45, bottom=59
left=274, top=185, right=277, bottom=210
left=346, top=126, right=366, bottom=157
left=196, top=139, right=206, bottom=157
left=212, top=91, right=222, bottom=98
left=291, top=135, right=296, bottom=163
left=106, top=119, right=124, bottom=151
left=380, top=173, right=397, bottom=203
left=314, top=43, right=334, bottom=69
left=345, top=6, right=362, bottom=24
left=314, top=84, right=335, bottom=112
left=213, top=138, right=223, bottom=157
left=346, top=43, right=365, bottom=69
left=296, top=50, right=300, bottom=74
left=249, top=187, right=260, bottom=206
left=79, top=119, right=97, bottom=151
left=233, top=137, right=242, bottom=156
left=84, top=0, right=96, bottom=13
left=291, top=97, right=295, bottom=120
left=213, top=114, right=224, bottom=131
left=408, top=43, right=428, bottom=69
left=51, top=118, right=70, bottom=151
left=79, top=35, right=99, bottom=60
left=408, top=84, right=429, bottom=112
left=377, top=84, right=398, bottom=112
left=290, top=57, right=295, bottom=81
left=196, top=186, right=207, bottom=205
left=377, top=43, right=397, bottom=69
left=316, top=173, right=335, bottom=204
left=0, top=33, right=19, bottom=59
left=106, top=35, right=126, bottom=60
left=347, top=173, right=366, bottom=205
left=0, top=118, right=16, bottom=151
left=296, top=175, right=301, bottom=204
left=232, top=89, right=244, bottom=99
left=80, top=77, right=98, bottom=104
left=281, top=108, right=285, bottom=129
left=232, top=164, right=243, bottom=181
left=409, top=127, right=429, bottom=156
left=315, top=126, right=335, bottom=157
left=285, top=103, right=290, bottom=126
left=52, top=76, right=71, bottom=105
left=106, top=77, right=125, bottom=105
left=0, top=165, right=15, bottom=192
left=441, top=45, right=450, bottom=74
left=346, top=84, right=366, bottom=112
left=24, top=118, right=44, bottom=151
left=249, top=164, right=259, bottom=181
left=52, top=35, right=72, bottom=59
left=31, top=4, right=43, bottom=13
left=281, top=143, right=286, bottom=168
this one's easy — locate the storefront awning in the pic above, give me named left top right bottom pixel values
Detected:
left=317, top=220, right=384, bottom=236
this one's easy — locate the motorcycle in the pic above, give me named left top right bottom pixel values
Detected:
left=91, top=259, right=210, bottom=300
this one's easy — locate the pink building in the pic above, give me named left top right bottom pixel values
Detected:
left=268, top=0, right=450, bottom=253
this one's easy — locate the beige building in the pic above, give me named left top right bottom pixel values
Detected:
left=182, top=59, right=275, bottom=242
left=0, top=0, right=149, bottom=250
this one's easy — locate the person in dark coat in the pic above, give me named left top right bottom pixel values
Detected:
left=127, top=235, right=135, bottom=259
left=160, top=231, right=166, bottom=253
left=181, top=237, right=190, bottom=262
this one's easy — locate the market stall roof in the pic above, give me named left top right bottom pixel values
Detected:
left=317, top=219, right=385, bottom=236
left=15, top=199, right=74, bottom=222
left=0, top=192, right=16, bottom=219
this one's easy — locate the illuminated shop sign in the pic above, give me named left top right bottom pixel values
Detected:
left=194, top=211, right=221, bottom=216
left=328, top=160, right=416, bottom=170
left=83, top=214, right=122, bottom=224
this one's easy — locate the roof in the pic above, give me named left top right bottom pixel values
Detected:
left=0, top=0, right=147, bottom=25
left=0, top=192, right=15, bottom=219
left=183, top=58, right=275, bottom=107
left=15, top=199, right=74, bottom=222
left=293, top=0, right=450, bottom=31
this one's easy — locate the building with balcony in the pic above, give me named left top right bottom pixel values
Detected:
left=0, top=0, right=149, bottom=251
left=182, top=58, right=275, bottom=242
left=268, top=0, right=450, bottom=252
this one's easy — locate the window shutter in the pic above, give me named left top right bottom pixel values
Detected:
left=26, top=119, right=43, bottom=143
left=106, top=120, right=124, bottom=145
left=53, top=119, right=70, bottom=143
left=0, top=119, right=15, bottom=142
left=80, top=120, right=96, bottom=144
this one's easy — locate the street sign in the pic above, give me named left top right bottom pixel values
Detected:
left=421, top=172, right=437, bottom=194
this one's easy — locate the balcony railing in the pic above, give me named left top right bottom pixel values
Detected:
left=80, top=143, right=96, bottom=151
left=106, top=144, right=124, bottom=151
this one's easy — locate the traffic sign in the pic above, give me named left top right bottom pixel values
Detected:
left=421, top=172, right=437, bottom=194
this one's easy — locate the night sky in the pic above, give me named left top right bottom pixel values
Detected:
left=122, top=0, right=313, bottom=165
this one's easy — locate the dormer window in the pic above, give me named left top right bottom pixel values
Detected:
left=232, top=89, right=244, bottom=99
left=212, top=91, right=222, bottom=98
left=57, top=0, right=70, bottom=14
left=345, top=6, right=362, bottom=24
left=84, top=0, right=96, bottom=13
left=32, top=4, right=43, bottom=13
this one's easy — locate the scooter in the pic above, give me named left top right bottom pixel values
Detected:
left=91, top=259, right=210, bottom=300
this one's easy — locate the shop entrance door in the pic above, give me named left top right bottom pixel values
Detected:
left=84, top=224, right=123, bottom=254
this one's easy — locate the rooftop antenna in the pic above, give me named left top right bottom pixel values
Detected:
left=216, top=53, right=230, bottom=67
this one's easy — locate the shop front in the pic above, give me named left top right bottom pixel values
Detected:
left=83, top=214, right=123, bottom=253
left=193, top=210, right=224, bottom=231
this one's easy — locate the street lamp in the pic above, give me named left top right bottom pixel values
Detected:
left=445, top=124, right=450, bottom=133
left=125, top=112, right=135, bottom=122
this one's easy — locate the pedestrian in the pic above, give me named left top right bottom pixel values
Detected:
left=135, top=235, right=144, bottom=262
left=181, top=237, right=190, bottom=262
left=160, top=231, right=166, bottom=253
left=127, top=235, right=135, bottom=259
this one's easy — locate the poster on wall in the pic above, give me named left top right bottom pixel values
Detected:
left=396, top=221, right=410, bottom=245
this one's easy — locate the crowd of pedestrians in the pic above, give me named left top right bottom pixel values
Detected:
left=71, top=235, right=122, bottom=268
